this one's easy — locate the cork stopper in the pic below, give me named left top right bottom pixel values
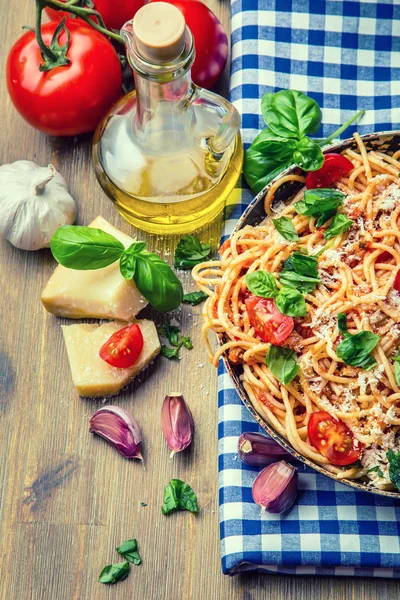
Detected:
left=132, top=2, right=186, bottom=63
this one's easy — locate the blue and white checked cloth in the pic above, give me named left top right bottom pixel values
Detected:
left=219, top=0, right=400, bottom=576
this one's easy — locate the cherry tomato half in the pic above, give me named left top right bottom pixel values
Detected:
left=6, top=20, right=122, bottom=136
left=307, top=411, right=363, bottom=466
left=99, top=324, right=144, bottom=368
left=152, top=0, right=228, bottom=89
left=305, top=153, right=354, bottom=189
left=45, top=0, right=146, bottom=30
left=394, top=271, right=400, bottom=293
left=377, top=251, right=393, bottom=262
left=245, top=296, right=294, bottom=345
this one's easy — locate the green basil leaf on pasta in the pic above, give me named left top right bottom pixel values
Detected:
left=393, top=348, right=400, bottom=386
left=265, top=345, right=299, bottom=385
left=294, top=188, right=345, bottom=227
left=279, top=251, right=321, bottom=293
left=336, top=330, right=380, bottom=371
left=386, top=449, right=400, bottom=492
left=324, top=213, right=354, bottom=241
left=245, top=270, right=279, bottom=298
left=337, top=313, right=349, bottom=336
left=275, top=287, right=307, bottom=317
left=50, top=225, right=125, bottom=270
left=367, top=465, right=384, bottom=477
left=272, top=216, right=299, bottom=241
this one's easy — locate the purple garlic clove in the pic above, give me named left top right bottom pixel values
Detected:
left=89, top=406, right=143, bottom=460
left=161, top=393, right=194, bottom=458
left=238, top=432, right=292, bottom=467
left=252, top=461, right=298, bottom=514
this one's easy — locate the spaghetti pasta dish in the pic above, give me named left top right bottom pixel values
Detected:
left=193, top=133, right=400, bottom=490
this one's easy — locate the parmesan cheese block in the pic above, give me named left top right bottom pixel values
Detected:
left=41, top=216, right=147, bottom=320
left=62, top=320, right=160, bottom=397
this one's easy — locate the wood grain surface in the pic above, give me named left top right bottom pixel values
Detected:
left=1, top=2, right=400, bottom=599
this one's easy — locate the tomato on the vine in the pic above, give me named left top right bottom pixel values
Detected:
left=245, top=296, right=294, bottom=345
left=99, top=323, right=144, bottom=368
left=45, top=0, right=146, bottom=30
left=305, top=153, right=354, bottom=189
left=307, top=411, right=362, bottom=466
left=151, top=0, right=228, bottom=89
left=7, top=20, right=122, bottom=136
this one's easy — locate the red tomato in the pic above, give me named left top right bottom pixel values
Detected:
left=99, top=323, right=144, bottom=368
left=377, top=251, right=392, bottom=262
left=6, top=20, right=122, bottom=136
left=45, top=0, right=146, bottom=30
left=394, top=271, right=400, bottom=293
left=305, top=153, right=354, bottom=189
left=307, top=411, right=362, bottom=466
left=245, top=296, right=294, bottom=345
left=152, top=0, right=228, bottom=88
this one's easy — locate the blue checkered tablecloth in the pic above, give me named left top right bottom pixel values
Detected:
left=218, top=0, right=400, bottom=576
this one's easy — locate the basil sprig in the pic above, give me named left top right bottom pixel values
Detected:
left=336, top=313, right=380, bottom=370
left=386, top=449, right=400, bottom=492
left=243, top=89, right=364, bottom=194
left=50, top=226, right=183, bottom=312
left=182, top=290, right=209, bottom=305
left=98, top=561, right=130, bottom=584
left=174, top=235, right=211, bottom=269
left=116, top=539, right=141, bottom=565
left=393, top=348, right=400, bottom=385
left=279, top=251, right=321, bottom=294
left=265, top=345, right=299, bottom=385
left=272, top=216, right=299, bottom=241
left=245, top=271, right=307, bottom=317
left=294, top=188, right=345, bottom=227
left=157, top=323, right=193, bottom=360
left=162, top=479, right=199, bottom=515
left=324, top=213, right=354, bottom=240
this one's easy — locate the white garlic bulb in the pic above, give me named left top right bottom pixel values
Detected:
left=0, top=160, right=76, bottom=251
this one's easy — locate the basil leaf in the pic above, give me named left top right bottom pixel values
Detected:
left=386, top=449, right=400, bottom=492
left=337, top=313, right=349, bottom=336
left=162, top=479, right=199, bottom=515
left=272, top=216, right=299, bottom=241
left=265, top=345, right=299, bottom=385
left=245, top=271, right=279, bottom=298
left=119, top=252, right=136, bottom=280
left=367, top=465, right=384, bottom=477
left=247, top=128, right=296, bottom=155
left=50, top=226, right=125, bottom=270
left=157, top=323, right=181, bottom=346
left=243, top=145, right=293, bottom=195
left=174, top=235, right=211, bottom=269
left=98, top=561, right=130, bottom=584
left=294, top=188, right=345, bottom=227
left=133, top=251, right=183, bottom=312
left=324, top=213, right=354, bottom=241
left=275, top=287, right=307, bottom=317
left=393, top=348, right=400, bottom=386
left=293, top=137, right=324, bottom=171
left=182, top=290, right=209, bottom=305
left=336, top=330, right=380, bottom=370
left=261, top=90, right=322, bottom=139
left=124, top=241, right=147, bottom=255
left=181, top=335, right=193, bottom=350
left=158, top=322, right=193, bottom=359
left=160, top=344, right=181, bottom=359
left=280, top=251, right=321, bottom=293
left=116, top=539, right=141, bottom=565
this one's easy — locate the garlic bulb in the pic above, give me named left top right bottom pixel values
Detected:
left=0, top=160, right=76, bottom=250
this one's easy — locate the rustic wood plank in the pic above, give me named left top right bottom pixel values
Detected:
left=0, top=1, right=399, bottom=598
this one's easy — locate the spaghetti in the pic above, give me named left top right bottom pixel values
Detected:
left=193, top=134, right=400, bottom=490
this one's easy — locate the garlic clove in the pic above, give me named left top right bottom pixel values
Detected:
left=252, top=461, right=298, bottom=514
left=161, top=393, right=194, bottom=458
left=89, top=406, right=143, bottom=460
left=238, top=431, right=292, bottom=466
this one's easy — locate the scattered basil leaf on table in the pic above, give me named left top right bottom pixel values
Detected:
left=386, top=449, right=400, bottom=492
left=336, top=313, right=380, bottom=370
left=245, top=270, right=279, bottom=298
left=50, top=226, right=125, bottom=270
left=367, top=465, right=384, bottom=477
left=324, top=213, right=354, bottom=240
left=182, top=290, right=209, bottom=305
left=275, top=287, right=307, bottom=318
left=160, top=345, right=181, bottom=359
left=158, top=323, right=181, bottom=346
left=141, top=502, right=147, bottom=507
left=174, top=235, right=211, bottom=269
left=272, top=216, right=299, bottom=241
left=50, top=226, right=183, bottom=312
left=265, top=345, right=299, bottom=385
left=162, top=479, right=199, bottom=515
left=294, top=188, right=345, bottom=227
left=98, top=561, right=130, bottom=584
left=116, top=539, right=141, bottom=565
left=392, top=348, right=400, bottom=386
left=279, top=251, right=321, bottom=294
left=158, top=323, right=193, bottom=360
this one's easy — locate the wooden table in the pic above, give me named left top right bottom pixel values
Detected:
left=1, top=1, right=399, bottom=598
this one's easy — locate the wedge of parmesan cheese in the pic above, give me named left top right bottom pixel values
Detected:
left=62, top=319, right=160, bottom=397
left=41, top=216, right=147, bottom=320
